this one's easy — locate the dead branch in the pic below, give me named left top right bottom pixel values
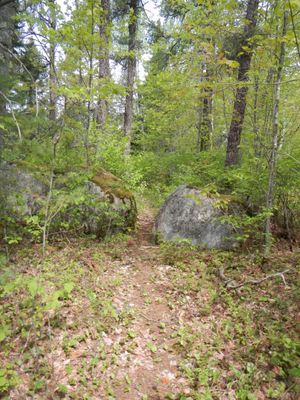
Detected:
left=0, top=90, right=22, bottom=141
left=216, top=267, right=290, bottom=290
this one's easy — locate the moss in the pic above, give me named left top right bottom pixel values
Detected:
left=91, top=169, right=137, bottom=230
left=91, top=169, right=134, bottom=200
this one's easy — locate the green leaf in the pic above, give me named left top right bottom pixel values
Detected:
left=27, top=278, right=38, bottom=297
left=289, top=367, right=300, bottom=377
left=127, top=330, right=136, bottom=339
left=147, top=342, right=157, bottom=353
left=0, top=325, right=10, bottom=342
left=63, top=281, right=75, bottom=295
left=0, top=376, right=8, bottom=389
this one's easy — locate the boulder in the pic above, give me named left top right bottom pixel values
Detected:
left=0, top=163, right=47, bottom=217
left=83, top=169, right=137, bottom=237
left=0, top=164, right=137, bottom=238
left=154, top=185, right=240, bottom=249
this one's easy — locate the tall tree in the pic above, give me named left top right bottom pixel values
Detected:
left=48, top=0, right=57, bottom=121
left=96, top=0, right=111, bottom=128
left=124, top=0, right=138, bottom=155
left=264, top=9, right=289, bottom=255
left=0, top=0, right=17, bottom=154
left=225, top=0, right=260, bottom=167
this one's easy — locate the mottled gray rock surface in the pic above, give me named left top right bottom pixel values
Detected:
left=154, top=185, right=239, bottom=249
left=0, top=163, right=47, bottom=216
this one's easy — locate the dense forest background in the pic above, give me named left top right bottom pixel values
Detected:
left=0, top=0, right=299, bottom=251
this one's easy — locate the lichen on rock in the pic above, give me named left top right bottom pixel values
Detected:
left=154, top=185, right=242, bottom=249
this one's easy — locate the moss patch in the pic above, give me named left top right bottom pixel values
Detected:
left=91, top=169, right=137, bottom=231
left=91, top=169, right=134, bottom=200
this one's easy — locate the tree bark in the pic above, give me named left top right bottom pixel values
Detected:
left=85, top=0, right=96, bottom=168
left=48, top=0, right=57, bottom=121
left=225, top=0, right=259, bottom=167
left=96, top=0, right=111, bottom=128
left=124, top=0, right=138, bottom=156
left=264, top=10, right=288, bottom=256
left=199, top=78, right=213, bottom=152
left=0, top=0, right=16, bottom=154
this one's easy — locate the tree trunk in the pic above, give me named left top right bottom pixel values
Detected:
left=85, top=0, right=96, bottom=168
left=264, top=10, right=288, bottom=256
left=0, top=0, right=16, bottom=155
left=48, top=0, right=57, bottom=121
left=225, top=0, right=259, bottom=167
left=199, top=79, right=213, bottom=151
left=124, top=0, right=138, bottom=156
left=96, top=0, right=111, bottom=128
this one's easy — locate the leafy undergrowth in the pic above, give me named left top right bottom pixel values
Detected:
left=0, top=213, right=299, bottom=399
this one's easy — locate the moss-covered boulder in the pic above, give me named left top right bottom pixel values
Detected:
left=83, top=169, right=137, bottom=237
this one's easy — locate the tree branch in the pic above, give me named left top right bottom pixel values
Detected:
left=216, top=267, right=290, bottom=290
left=0, top=91, right=22, bottom=141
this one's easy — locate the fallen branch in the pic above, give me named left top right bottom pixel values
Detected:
left=216, top=267, right=290, bottom=289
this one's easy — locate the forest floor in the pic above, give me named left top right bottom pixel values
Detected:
left=0, top=209, right=299, bottom=400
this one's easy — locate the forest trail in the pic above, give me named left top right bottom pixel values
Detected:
left=5, top=209, right=299, bottom=400
left=94, top=210, right=192, bottom=399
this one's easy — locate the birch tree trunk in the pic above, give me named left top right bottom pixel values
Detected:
left=124, top=0, right=138, bottom=156
left=225, top=0, right=259, bottom=167
left=264, top=10, right=288, bottom=256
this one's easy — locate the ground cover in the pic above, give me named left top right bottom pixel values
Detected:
left=0, top=210, right=299, bottom=399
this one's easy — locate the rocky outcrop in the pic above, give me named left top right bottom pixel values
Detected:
left=154, top=185, right=241, bottom=249
left=0, top=163, right=47, bottom=217
left=83, top=169, right=137, bottom=237
left=0, top=164, right=136, bottom=239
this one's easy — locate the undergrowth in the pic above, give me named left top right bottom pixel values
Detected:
left=0, top=236, right=299, bottom=399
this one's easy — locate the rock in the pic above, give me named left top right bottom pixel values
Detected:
left=0, top=163, right=47, bottom=217
left=0, top=164, right=137, bottom=239
left=154, top=185, right=240, bottom=249
left=83, top=169, right=137, bottom=237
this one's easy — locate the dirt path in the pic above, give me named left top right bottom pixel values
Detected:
left=97, top=210, right=190, bottom=399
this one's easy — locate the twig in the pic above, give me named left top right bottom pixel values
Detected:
left=217, top=267, right=290, bottom=290
left=139, top=312, right=174, bottom=326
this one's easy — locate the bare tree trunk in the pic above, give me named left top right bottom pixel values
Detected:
left=225, top=0, right=259, bottom=167
left=264, top=10, right=288, bottom=256
left=96, top=0, right=111, bottom=128
left=124, top=0, right=138, bottom=156
left=49, top=0, right=57, bottom=121
left=200, top=82, right=213, bottom=151
left=85, top=0, right=95, bottom=168
left=253, top=75, right=260, bottom=156
left=0, top=0, right=16, bottom=154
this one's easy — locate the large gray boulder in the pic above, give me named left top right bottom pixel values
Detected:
left=0, top=163, right=47, bottom=217
left=154, top=185, right=240, bottom=249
